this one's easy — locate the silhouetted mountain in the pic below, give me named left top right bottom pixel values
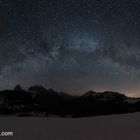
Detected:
left=59, top=92, right=74, bottom=100
left=82, top=90, right=98, bottom=97
left=100, top=91, right=127, bottom=101
left=14, top=84, right=24, bottom=91
left=82, top=91, right=127, bottom=101
left=28, top=85, right=47, bottom=93
left=0, top=89, right=34, bottom=115
left=0, top=85, right=140, bottom=117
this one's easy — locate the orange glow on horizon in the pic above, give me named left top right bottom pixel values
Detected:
left=90, top=86, right=140, bottom=98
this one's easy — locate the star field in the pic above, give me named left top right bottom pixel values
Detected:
left=0, top=0, right=140, bottom=96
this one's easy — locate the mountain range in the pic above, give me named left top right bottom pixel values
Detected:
left=0, top=85, right=140, bottom=117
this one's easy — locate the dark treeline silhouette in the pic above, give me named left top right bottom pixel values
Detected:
left=0, top=85, right=140, bottom=117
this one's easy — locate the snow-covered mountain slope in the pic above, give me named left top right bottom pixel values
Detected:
left=126, top=98, right=140, bottom=103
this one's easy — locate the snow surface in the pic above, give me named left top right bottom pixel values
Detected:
left=0, top=113, right=140, bottom=140
left=126, top=98, right=140, bottom=103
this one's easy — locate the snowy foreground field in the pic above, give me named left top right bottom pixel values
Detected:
left=0, top=113, right=140, bottom=140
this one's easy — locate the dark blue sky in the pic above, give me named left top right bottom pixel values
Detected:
left=0, top=0, right=140, bottom=96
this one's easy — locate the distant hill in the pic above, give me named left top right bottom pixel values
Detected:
left=0, top=85, right=140, bottom=117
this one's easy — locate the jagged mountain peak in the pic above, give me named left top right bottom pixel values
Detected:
left=14, top=84, right=24, bottom=91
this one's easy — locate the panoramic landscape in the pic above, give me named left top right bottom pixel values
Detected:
left=0, top=85, right=140, bottom=139
left=0, top=0, right=140, bottom=139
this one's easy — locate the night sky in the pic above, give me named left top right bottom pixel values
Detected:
left=0, top=0, right=140, bottom=97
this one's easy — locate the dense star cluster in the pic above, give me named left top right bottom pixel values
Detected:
left=0, top=0, right=140, bottom=96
